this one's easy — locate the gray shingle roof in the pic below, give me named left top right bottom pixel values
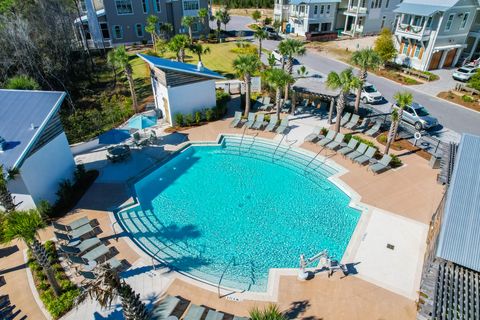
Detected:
left=436, top=134, right=480, bottom=272
left=0, top=90, right=66, bottom=169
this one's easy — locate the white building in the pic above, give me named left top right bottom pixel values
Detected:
left=138, top=54, right=225, bottom=126
left=288, top=0, right=340, bottom=36
left=0, top=90, right=75, bottom=210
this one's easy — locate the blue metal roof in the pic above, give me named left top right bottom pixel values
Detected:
left=436, top=134, right=480, bottom=272
left=290, top=0, right=340, bottom=4
left=137, top=54, right=225, bottom=80
left=394, top=3, right=451, bottom=15
left=0, top=90, right=66, bottom=170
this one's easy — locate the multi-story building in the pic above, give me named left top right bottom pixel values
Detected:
left=341, top=0, right=401, bottom=36
left=75, top=0, right=209, bottom=49
left=393, top=0, right=479, bottom=71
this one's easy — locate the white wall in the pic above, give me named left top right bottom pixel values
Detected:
left=19, top=132, right=75, bottom=207
left=152, top=76, right=171, bottom=123
left=6, top=175, right=35, bottom=211
left=167, top=80, right=217, bottom=125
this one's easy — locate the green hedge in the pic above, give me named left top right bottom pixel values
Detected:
left=174, top=91, right=231, bottom=127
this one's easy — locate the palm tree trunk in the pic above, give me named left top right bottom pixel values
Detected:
left=335, top=93, right=345, bottom=133
left=125, top=68, right=138, bottom=113
left=385, top=120, right=396, bottom=155
left=152, top=34, right=156, bottom=52
left=258, top=38, right=262, bottom=59
left=180, top=48, right=185, bottom=62
left=327, top=98, right=335, bottom=124
left=189, top=27, right=193, bottom=43
left=354, top=70, right=366, bottom=114
left=244, top=75, right=252, bottom=117
left=284, top=58, right=293, bottom=100
left=32, top=239, right=62, bottom=297
left=275, top=87, right=281, bottom=117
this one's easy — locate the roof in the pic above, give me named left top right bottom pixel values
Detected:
left=137, top=54, right=225, bottom=80
left=436, top=133, right=480, bottom=272
left=290, top=0, right=340, bottom=4
left=293, top=70, right=339, bottom=98
left=393, top=2, right=451, bottom=16
left=0, top=90, right=66, bottom=170
left=74, top=9, right=105, bottom=23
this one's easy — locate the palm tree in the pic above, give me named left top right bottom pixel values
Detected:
left=219, top=8, right=231, bottom=32
left=197, top=8, right=209, bottom=33
left=145, top=15, right=159, bottom=51
left=250, top=304, right=287, bottom=320
left=1, top=210, right=62, bottom=296
left=0, top=166, right=16, bottom=212
left=350, top=48, right=382, bottom=114
left=263, top=68, right=295, bottom=117
left=233, top=55, right=261, bottom=116
left=168, top=34, right=190, bottom=62
left=278, top=39, right=306, bottom=99
left=385, top=91, right=413, bottom=154
left=182, top=16, right=196, bottom=43
left=326, top=68, right=362, bottom=133
left=214, top=10, right=223, bottom=41
left=189, top=43, right=210, bottom=62
left=79, top=265, right=150, bottom=320
left=254, top=28, right=268, bottom=59
left=160, top=23, right=173, bottom=40
left=108, top=46, right=138, bottom=113
left=267, top=53, right=277, bottom=69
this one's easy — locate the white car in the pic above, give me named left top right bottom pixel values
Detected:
left=360, top=83, right=384, bottom=104
left=452, top=66, right=478, bottom=82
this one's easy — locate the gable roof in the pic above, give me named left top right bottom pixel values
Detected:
left=394, top=0, right=462, bottom=15
left=0, top=90, right=66, bottom=170
left=436, top=134, right=480, bottom=272
left=137, top=54, right=225, bottom=80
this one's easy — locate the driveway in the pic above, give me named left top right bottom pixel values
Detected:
left=410, top=68, right=459, bottom=97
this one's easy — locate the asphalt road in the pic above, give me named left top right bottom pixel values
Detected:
left=212, top=16, right=480, bottom=139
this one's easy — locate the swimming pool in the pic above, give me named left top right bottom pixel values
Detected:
left=117, top=135, right=361, bottom=292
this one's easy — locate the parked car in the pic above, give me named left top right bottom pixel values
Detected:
left=393, top=102, right=438, bottom=130
left=360, top=83, right=384, bottom=104
left=262, top=26, right=279, bottom=40
left=452, top=65, right=478, bottom=82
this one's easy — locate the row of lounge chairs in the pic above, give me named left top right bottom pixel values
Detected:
left=338, top=112, right=382, bottom=137
left=53, top=217, right=123, bottom=280
left=155, top=295, right=248, bottom=320
left=230, top=112, right=289, bottom=134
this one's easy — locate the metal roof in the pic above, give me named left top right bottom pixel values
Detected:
left=436, top=133, right=480, bottom=272
left=137, top=54, right=225, bottom=80
left=0, top=90, right=66, bottom=170
left=393, top=3, right=451, bottom=16
left=290, top=0, right=340, bottom=5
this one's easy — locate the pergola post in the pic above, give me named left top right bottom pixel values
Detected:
left=327, top=98, right=335, bottom=124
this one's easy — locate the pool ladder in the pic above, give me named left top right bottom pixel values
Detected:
left=271, top=134, right=297, bottom=162
left=238, top=126, right=258, bottom=155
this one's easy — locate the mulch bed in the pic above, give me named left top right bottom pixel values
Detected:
left=376, top=132, right=432, bottom=160
left=437, top=91, right=480, bottom=112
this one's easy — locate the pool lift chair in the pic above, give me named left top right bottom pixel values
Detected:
left=298, top=250, right=347, bottom=280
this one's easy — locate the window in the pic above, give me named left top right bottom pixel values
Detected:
left=402, top=14, right=410, bottom=24
left=426, top=17, right=433, bottom=28
left=115, top=0, right=133, bottom=15
left=153, top=0, right=161, bottom=12
left=371, top=1, right=374, bottom=8
left=135, top=23, right=143, bottom=37
left=299, top=5, right=305, bottom=13
left=445, top=14, right=454, bottom=32
left=378, top=0, right=382, bottom=8
left=183, top=0, right=199, bottom=11
left=412, top=16, right=424, bottom=27
left=142, top=0, right=148, bottom=13
left=326, top=5, right=330, bottom=14
left=386, top=0, right=389, bottom=8
left=461, top=12, right=470, bottom=29
left=320, top=5, right=324, bottom=14
left=113, top=25, right=123, bottom=39
left=414, top=45, right=421, bottom=58
left=100, top=23, right=110, bottom=38
left=314, top=5, right=318, bottom=15
left=80, top=0, right=86, bottom=12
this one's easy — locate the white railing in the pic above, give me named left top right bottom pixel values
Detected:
left=346, top=6, right=367, bottom=14
left=396, top=24, right=432, bottom=39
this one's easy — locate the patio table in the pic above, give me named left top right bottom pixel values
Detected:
left=81, top=244, right=109, bottom=262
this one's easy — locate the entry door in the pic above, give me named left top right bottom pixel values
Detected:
left=429, top=51, right=442, bottom=70
left=443, top=49, right=457, bottom=68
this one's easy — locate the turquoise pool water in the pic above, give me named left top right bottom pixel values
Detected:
left=118, top=136, right=360, bottom=291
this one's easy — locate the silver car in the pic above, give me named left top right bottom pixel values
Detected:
left=452, top=65, right=478, bottom=82
left=393, top=102, right=438, bottom=130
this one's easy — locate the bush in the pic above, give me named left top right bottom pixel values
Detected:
left=264, top=17, right=272, bottom=25
left=389, top=154, right=403, bottom=168
left=184, top=113, right=194, bottom=126
left=468, top=69, right=480, bottom=91
left=205, top=108, right=215, bottom=121
left=208, top=33, right=216, bottom=42
left=174, top=113, right=184, bottom=126
left=195, top=111, right=202, bottom=124
left=462, top=94, right=474, bottom=103
left=230, top=44, right=258, bottom=55
left=320, top=127, right=329, bottom=136
left=377, top=134, right=387, bottom=143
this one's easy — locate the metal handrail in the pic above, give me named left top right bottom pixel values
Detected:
left=217, top=258, right=235, bottom=298
left=304, top=148, right=324, bottom=173
left=238, top=125, right=248, bottom=155
left=272, top=134, right=297, bottom=162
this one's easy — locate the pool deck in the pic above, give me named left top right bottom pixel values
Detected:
left=0, top=109, right=445, bottom=320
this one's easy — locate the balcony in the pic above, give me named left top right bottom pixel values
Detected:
left=344, top=6, right=367, bottom=16
left=396, top=23, right=432, bottom=40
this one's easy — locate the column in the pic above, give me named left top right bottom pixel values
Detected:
left=438, top=50, right=448, bottom=69
left=353, top=15, right=359, bottom=35
left=467, top=36, right=480, bottom=61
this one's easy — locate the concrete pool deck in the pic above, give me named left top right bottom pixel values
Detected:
left=1, top=111, right=444, bottom=319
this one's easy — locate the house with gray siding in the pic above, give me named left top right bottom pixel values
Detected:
left=393, top=0, right=480, bottom=71
left=75, top=0, right=209, bottom=48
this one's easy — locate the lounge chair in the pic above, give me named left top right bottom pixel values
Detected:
left=232, top=317, right=248, bottom=320
left=244, top=113, right=256, bottom=128
left=81, top=244, right=110, bottom=262
left=252, top=96, right=264, bottom=110
left=344, top=114, right=360, bottom=129
left=60, top=237, right=101, bottom=256
left=265, top=115, right=278, bottom=132
left=339, top=112, right=352, bottom=126
left=304, top=126, right=323, bottom=143
left=275, top=118, right=289, bottom=134
left=104, top=257, right=122, bottom=270
left=353, top=146, right=377, bottom=165
left=252, top=114, right=265, bottom=130
left=53, top=217, right=90, bottom=232
left=258, top=97, right=273, bottom=111
left=355, top=118, right=370, bottom=132
left=365, top=121, right=382, bottom=136
left=69, top=223, right=96, bottom=239
left=346, top=143, right=368, bottom=160
left=184, top=304, right=206, bottom=320
left=317, top=130, right=336, bottom=147
left=369, top=154, right=392, bottom=174
left=296, top=99, right=309, bottom=114
left=229, top=111, right=243, bottom=128
left=325, top=133, right=345, bottom=150
left=281, top=100, right=292, bottom=113
left=337, top=139, right=359, bottom=156
left=153, top=295, right=180, bottom=319
left=206, top=310, right=224, bottom=320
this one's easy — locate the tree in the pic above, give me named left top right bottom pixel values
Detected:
left=78, top=265, right=150, bottom=320
left=219, top=8, right=231, bottom=32
left=350, top=48, right=381, bottom=114
left=374, top=28, right=397, bottom=65
left=278, top=39, right=306, bottom=99
left=252, top=10, right=261, bottom=23
left=267, top=53, right=277, bottom=69
left=182, top=16, right=196, bottom=43
left=145, top=15, right=159, bottom=51
left=197, top=8, right=209, bottom=33
left=273, top=20, right=282, bottom=31
left=263, top=68, right=294, bottom=117
left=233, top=54, right=261, bottom=116
left=326, top=68, right=361, bottom=132
left=296, top=66, right=309, bottom=78
left=1, top=210, right=62, bottom=296
left=160, top=23, right=173, bottom=40
left=468, top=69, right=480, bottom=91
left=168, top=34, right=190, bottom=62
left=254, top=28, right=268, bottom=59
left=107, top=46, right=138, bottom=113
left=0, top=166, right=16, bottom=212
left=250, top=304, right=287, bottom=320
left=4, top=75, right=40, bottom=90
left=264, top=17, right=272, bottom=26
left=189, top=43, right=210, bottom=62
left=385, top=91, right=413, bottom=154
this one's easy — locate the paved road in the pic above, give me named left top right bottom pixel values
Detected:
left=214, top=16, right=480, bottom=139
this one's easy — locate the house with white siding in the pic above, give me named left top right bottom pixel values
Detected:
left=287, top=0, right=340, bottom=36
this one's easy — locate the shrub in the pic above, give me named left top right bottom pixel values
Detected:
left=195, top=111, right=202, bottom=124
left=389, top=154, right=403, bottom=168
left=264, top=17, right=272, bottom=25
left=199, top=34, right=206, bottom=42
left=184, top=113, right=194, bottom=126
left=374, top=28, right=397, bottom=64
left=320, top=127, right=329, bottom=136
left=5, top=75, right=40, bottom=90
left=462, top=94, right=474, bottom=103
left=231, top=45, right=258, bottom=55
left=205, top=108, right=215, bottom=121
left=174, top=113, right=184, bottom=126
left=378, top=134, right=387, bottom=143
left=403, top=77, right=418, bottom=85
left=208, top=33, right=216, bottom=41
left=37, top=200, right=53, bottom=220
